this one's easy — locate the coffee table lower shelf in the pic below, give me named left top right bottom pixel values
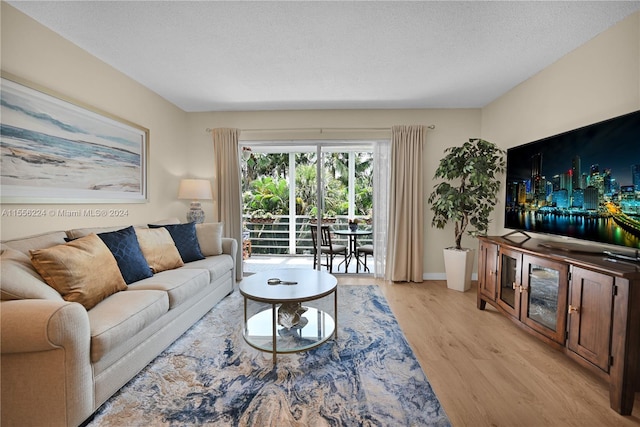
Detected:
left=242, top=305, right=335, bottom=364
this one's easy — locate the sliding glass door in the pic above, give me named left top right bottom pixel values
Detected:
left=240, top=141, right=374, bottom=260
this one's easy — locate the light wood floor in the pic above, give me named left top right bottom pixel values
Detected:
left=337, top=275, right=640, bottom=427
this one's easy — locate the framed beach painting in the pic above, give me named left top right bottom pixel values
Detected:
left=0, top=73, right=148, bottom=204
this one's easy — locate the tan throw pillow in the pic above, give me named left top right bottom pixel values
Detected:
left=29, top=234, right=127, bottom=310
left=135, top=228, right=184, bottom=273
left=195, top=222, right=224, bottom=256
left=1, top=248, right=64, bottom=301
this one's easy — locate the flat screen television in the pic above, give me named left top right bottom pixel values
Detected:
left=504, top=110, right=640, bottom=252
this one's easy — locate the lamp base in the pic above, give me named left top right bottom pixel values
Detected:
left=186, top=201, right=205, bottom=224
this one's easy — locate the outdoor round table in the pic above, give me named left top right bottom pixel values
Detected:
left=239, top=269, right=338, bottom=364
left=332, top=228, right=373, bottom=272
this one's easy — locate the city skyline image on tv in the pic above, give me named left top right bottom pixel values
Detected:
left=504, top=110, right=640, bottom=250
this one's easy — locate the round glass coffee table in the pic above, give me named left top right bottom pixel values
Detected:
left=239, top=269, right=337, bottom=364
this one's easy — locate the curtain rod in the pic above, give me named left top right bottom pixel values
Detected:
left=205, top=125, right=435, bottom=133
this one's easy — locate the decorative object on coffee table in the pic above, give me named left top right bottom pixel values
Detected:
left=277, top=302, right=308, bottom=329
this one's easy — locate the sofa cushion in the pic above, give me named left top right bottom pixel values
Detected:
left=135, top=228, right=184, bottom=273
left=195, top=222, right=224, bottom=256
left=2, top=231, right=68, bottom=255
left=29, top=234, right=127, bottom=310
left=149, top=222, right=205, bottom=263
left=181, top=255, right=234, bottom=283
left=127, top=268, right=210, bottom=309
left=88, top=289, right=168, bottom=363
left=97, top=226, right=153, bottom=284
left=0, top=248, right=64, bottom=301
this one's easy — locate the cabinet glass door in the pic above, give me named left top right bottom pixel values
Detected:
left=497, top=248, right=521, bottom=318
left=526, top=264, right=560, bottom=330
left=500, top=255, right=517, bottom=308
left=521, top=255, right=568, bottom=344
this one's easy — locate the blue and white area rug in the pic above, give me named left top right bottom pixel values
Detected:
left=88, top=285, right=450, bottom=426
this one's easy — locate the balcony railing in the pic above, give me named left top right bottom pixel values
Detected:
left=243, top=215, right=372, bottom=255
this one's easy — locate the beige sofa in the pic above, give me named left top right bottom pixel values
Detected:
left=0, top=220, right=237, bottom=427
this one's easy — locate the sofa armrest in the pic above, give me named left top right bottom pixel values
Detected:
left=221, top=237, right=238, bottom=259
left=1, top=300, right=94, bottom=427
left=1, top=299, right=88, bottom=352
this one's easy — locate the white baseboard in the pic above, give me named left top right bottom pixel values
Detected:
left=423, top=273, right=478, bottom=281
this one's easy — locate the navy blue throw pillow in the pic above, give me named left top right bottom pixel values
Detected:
left=97, top=226, right=153, bottom=284
left=149, top=222, right=205, bottom=263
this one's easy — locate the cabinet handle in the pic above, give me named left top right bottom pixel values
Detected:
left=568, top=305, right=580, bottom=314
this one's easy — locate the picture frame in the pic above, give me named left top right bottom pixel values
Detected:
left=1, top=72, right=148, bottom=204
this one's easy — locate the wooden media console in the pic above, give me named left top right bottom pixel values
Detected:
left=477, top=235, right=640, bottom=415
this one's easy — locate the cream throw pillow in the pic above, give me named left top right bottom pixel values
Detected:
left=195, top=222, right=224, bottom=256
left=135, top=228, right=184, bottom=273
left=65, top=225, right=129, bottom=240
left=29, top=234, right=127, bottom=310
left=148, top=217, right=181, bottom=226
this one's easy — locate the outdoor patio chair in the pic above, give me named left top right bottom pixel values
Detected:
left=355, top=244, right=373, bottom=273
left=310, top=225, right=347, bottom=273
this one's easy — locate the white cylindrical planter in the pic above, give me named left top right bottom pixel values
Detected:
left=443, top=247, right=475, bottom=292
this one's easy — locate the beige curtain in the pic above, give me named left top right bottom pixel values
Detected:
left=212, top=128, right=243, bottom=281
left=385, top=125, right=426, bottom=282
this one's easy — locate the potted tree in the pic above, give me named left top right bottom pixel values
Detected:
left=428, top=138, right=505, bottom=292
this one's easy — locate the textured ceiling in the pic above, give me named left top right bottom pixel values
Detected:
left=7, top=1, right=640, bottom=112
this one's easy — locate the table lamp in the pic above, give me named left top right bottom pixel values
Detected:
left=178, top=179, right=213, bottom=223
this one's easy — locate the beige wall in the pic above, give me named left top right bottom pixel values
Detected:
left=0, top=3, right=191, bottom=240
left=481, top=11, right=640, bottom=246
left=1, top=3, right=638, bottom=275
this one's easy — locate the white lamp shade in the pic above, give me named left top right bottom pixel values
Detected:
left=178, top=179, right=213, bottom=200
